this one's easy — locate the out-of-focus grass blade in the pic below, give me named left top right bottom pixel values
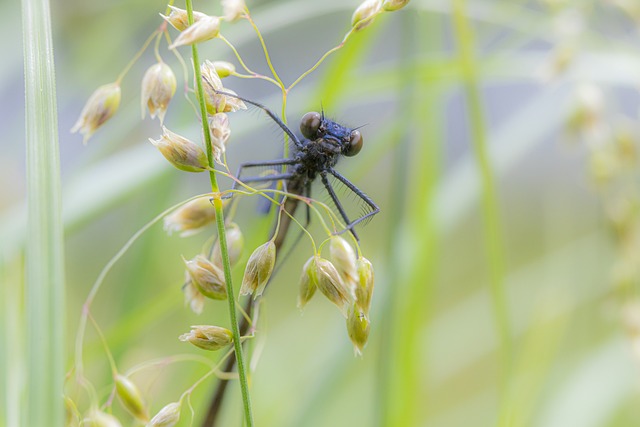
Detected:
left=22, top=0, right=65, bottom=425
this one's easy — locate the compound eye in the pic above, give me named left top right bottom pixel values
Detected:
left=344, top=130, right=363, bottom=157
left=300, top=112, right=321, bottom=139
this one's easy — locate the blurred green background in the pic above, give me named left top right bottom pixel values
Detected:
left=4, top=0, right=640, bottom=426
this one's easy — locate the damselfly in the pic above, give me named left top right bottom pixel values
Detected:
left=204, top=90, right=379, bottom=427
left=219, top=90, right=380, bottom=247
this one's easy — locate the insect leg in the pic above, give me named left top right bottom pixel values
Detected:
left=327, top=168, right=380, bottom=229
left=215, top=89, right=303, bottom=149
left=227, top=158, right=298, bottom=193
left=320, top=171, right=359, bottom=241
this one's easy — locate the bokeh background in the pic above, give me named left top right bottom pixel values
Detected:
left=4, top=0, right=640, bottom=426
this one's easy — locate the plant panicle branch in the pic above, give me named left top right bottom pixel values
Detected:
left=185, top=0, right=254, bottom=425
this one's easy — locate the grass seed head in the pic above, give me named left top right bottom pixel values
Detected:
left=219, top=87, right=247, bottom=113
left=179, top=325, right=233, bottom=351
left=355, top=256, right=374, bottom=313
left=297, top=256, right=317, bottom=310
left=212, top=60, right=236, bottom=78
left=222, top=0, right=246, bottom=22
left=183, top=278, right=206, bottom=315
left=212, top=222, right=244, bottom=267
left=71, top=82, right=121, bottom=144
left=114, top=374, right=149, bottom=422
left=160, top=6, right=207, bottom=31
left=200, top=61, right=227, bottom=114
left=382, top=0, right=410, bottom=11
left=169, top=15, right=221, bottom=49
left=352, top=0, right=381, bottom=31
left=147, top=401, right=181, bottom=427
left=329, top=236, right=357, bottom=284
left=141, top=62, right=176, bottom=124
left=240, top=241, right=276, bottom=298
left=149, top=126, right=209, bottom=172
left=164, top=197, right=216, bottom=237
left=184, top=255, right=227, bottom=300
left=64, top=396, right=81, bottom=426
left=87, top=409, right=123, bottom=427
left=313, top=256, right=354, bottom=317
left=208, top=112, right=230, bottom=164
left=347, top=305, right=370, bottom=356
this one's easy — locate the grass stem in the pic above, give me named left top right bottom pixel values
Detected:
left=185, top=1, right=254, bottom=425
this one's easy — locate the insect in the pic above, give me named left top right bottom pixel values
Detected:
left=206, top=91, right=379, bottom=427
left=218, top=90, right=380, bottom=246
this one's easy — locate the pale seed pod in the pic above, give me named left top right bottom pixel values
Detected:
left=312, top=256, right=354, bottom=317
left=160, top=6, right=208, bottom=31
left=351, top=0, right=382, bottom=31
left=184, top=255, right=227, bottom=300
left=297, top=256, right=317, bottom=310
left=149, top=126, right=208, bottom=172
left=209, top=112, right=231, bottom=145
left=354, top=256, right=374, bottom=313
left=86, top=409, right=123, bottom=427
left=212, top=222, right=244, bottom=267
left=220, top=87, right=247, bottom=113
left=179, top=325, right=233, bottom=351
left=212, top=61, right=236, bottom=78
left=208, top=112, right=230, bottom=164
left=141, top=62, right=176, bottom=124
left=382, top=0, right=410, bottom=11
left=164, top=197, right=216, bottom=237
left=329, top=236, right=357, bottom=284
left=114, top=374, right=149, bottom=422
left=240, top=241, right=276, bottom=298
left=65, top=395, right=81, bottom=426
left=169, top=15, right=221, bottom=49
left=183, top=278, right=206, bottom=315
left=147, top=401, right=181, bottom=427
left=347, top=304, right=370, bottom=356
left=71, top=82, right=121, bottom=144
left=200, top=60, right=226, bottom=114
left=222, top=0, right=246, bottom=22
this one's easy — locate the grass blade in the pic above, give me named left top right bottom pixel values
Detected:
left=22, top=0, right=65, bottom=424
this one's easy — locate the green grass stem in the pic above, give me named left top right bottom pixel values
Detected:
left=185, top=1, right=253, bottom=425
left=22, top=0, right=65, bottom=425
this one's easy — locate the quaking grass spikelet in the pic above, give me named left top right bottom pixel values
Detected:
left=179, top=325, right=233, bottom=351
left=149, top=127, right=209, bottom=172
left=141, top=62, right=176, bottom=123
left=114, top=374, right=149, bottom=423
left=184, top=255, right=227, bottom=300
left=347, top=305, right=371, bottom=356
left=212, top=222, right=244, bottom=267
left=169, top=15, right=221, bottom=49
left=164, top=197, right=217, bottom=237
left=87, top=409, right=123, bottom=427
left=71, top=82, right=121, bottom=144
left=147, top=401, right=181, bottom=427
left=160, top=5, right=207, bottom=31
left=310, top=256, right=354, bottom=317
left=240, top=241, right=276, bottom=298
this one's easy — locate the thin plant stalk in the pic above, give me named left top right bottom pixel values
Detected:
left=22, top=0, right=65, bottom=425
left=185, top=1, right=253, bottom=426
left=451, top=0, right=512, bottom=403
